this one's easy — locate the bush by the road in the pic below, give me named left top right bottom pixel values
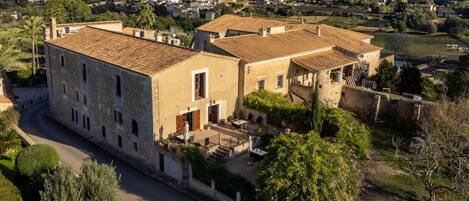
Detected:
left=15, top=144, right=59, bottom=177
left=0, top=172, right=22, bottom=201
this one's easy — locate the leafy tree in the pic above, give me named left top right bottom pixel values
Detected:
left=447, top=54, right=469, bottom=99
left=136, top=3, right=156, bottom=29
left=44, top=0, right=91, bottom=23
left=0, top=108, right=21, bottom=154
left=40, top=166, right=82, bottom=201
left=79, top=160, right=119, bottom=201
left=258, top=132, right=358, bottom=201
left=403, top=101, right=468, bottom=201
left=397, top=64, right=423, bottom=94
left=371, top=60, right=398, bottom=91
left=311, top=83, right=323, bottom=133
left=154, top=4, right=168, bottom=17
left=421, top=78, right=442, bottom=100
left=20, top=16, right=44, bottom=81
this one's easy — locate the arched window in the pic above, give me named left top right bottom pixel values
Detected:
left=131, top=119, right=138, bottom=136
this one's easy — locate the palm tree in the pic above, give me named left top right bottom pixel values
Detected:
left=21, top=16, right=44, bottom=81
left=136, top=4, right=156, bottom=30
left=0, top=41, right=16, bottom=70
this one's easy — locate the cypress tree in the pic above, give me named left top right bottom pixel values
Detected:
left=311, top=82, right=323, bottom=133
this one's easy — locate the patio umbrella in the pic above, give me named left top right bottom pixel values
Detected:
left=184, top=121, right=189, bottom=144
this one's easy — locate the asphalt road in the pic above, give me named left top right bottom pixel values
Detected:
left=19, top=102, right=196, bottom=201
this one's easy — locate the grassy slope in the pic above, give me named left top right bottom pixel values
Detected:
left=371, top=32, right=467, bottom=59
left=0, top=172, right=22, bottom=201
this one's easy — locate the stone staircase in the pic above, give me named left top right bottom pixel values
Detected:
left=208, top=146, right=231, bottom=164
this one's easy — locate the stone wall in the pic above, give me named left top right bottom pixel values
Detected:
left=340, top=86, right=432, bottom=126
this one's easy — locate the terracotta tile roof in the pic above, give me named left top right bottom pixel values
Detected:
left=56, top=20, right=123, bottom=28
left=292, top=49, right=358, bottom=72
left=287, top=24, right=381, bottom=54
left=197, top=14, right=290, bottom=33
left=46, top=26, right=199, bottom=76
left=211, top=29, right=334, bottom=63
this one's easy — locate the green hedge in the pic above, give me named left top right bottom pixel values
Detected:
left=15, top=144, right=59, bottom=177
left=183, top=147, right=256, bottom=201
left=0, top=172, right=22, bottom=201
left=243, top=90, right=311, bottom=132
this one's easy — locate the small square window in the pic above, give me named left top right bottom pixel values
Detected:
left=277, top=75, right=284, bottom=88
left=258, top=80, right=265, bottom=90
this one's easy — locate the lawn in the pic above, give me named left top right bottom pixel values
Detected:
left=360, top=125, right=467, bottom=201
left=370, top=32, right=467, bottom=59
left=319, top=16, right=368, bottom=29
left=0, top=172, right=22, bottom=201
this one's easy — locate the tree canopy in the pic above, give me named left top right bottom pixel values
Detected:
left=258, top=132, right=359, bottom=201
left=44, top=0, right=91, bottom=23
left=136, top=3, right=156, bottom=29
left=397, top=65, right=423, bottom=95
left=371, top=60, right=398, bottom=91
left=447, top=54, right=469, bottom=100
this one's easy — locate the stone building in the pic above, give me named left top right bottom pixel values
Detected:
left=193, top=15, right=382, bottom=106
left=45, top=26, right=239, bottom=174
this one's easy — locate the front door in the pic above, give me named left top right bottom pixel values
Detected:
left=176, top=110, right=201, bottom=133
left=208, top=104, right=219, bottom=124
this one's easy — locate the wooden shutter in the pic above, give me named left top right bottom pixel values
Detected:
left=194, top=110, right=200, bottom=130
left=176, top=115, right=184, bottom=134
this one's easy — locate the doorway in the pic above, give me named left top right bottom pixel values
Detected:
left=159, top=153, right=164, bottom=173
left=176, top=110, right=200, bottom=133
left=208, top=104, right=219, bottom=124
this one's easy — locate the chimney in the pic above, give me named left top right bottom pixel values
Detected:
left=316, top=26, right=321, bottom=36
left=250, top=12, right=253, bottom=17
left=300, top=18, right=305, bottom=24
left=49, top=17, right=57, bottom=40
left=258, top=27, right=267, bottom=37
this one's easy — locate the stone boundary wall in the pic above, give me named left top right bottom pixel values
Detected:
left=339, top=86, right=434, bottom=126
left=11, top=124, right=35, bottom=146
left=188, top=165, right=238, bottom=201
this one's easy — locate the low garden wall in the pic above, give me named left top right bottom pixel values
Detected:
left=340, top=85, right=434, bottom=127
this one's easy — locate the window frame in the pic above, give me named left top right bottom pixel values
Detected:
left=277, top=74, right=284, bottom=89
left=115, top=75, right=121, bottom=97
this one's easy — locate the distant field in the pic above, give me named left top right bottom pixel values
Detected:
left=370, top=32, right=467, bottom=59
left=319, top=16, right=368, bottom=29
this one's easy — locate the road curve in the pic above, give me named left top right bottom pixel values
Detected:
left=19, top=102, right=196, bottom=201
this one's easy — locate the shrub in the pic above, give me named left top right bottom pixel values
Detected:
left=183, top=147, right=256, bottom=201
left=78, top=160, right=119, bottom=201
left=243, top=90, right=310, bottom=132
left=0, top=172, right=22, bottom=201
left=15, top=144, right=59, bottom=177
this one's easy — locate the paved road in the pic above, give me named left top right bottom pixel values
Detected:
left=19, top=102, right=196, bottom=201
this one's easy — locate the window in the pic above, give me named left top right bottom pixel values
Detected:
left=131, top=119, right=138, bottom=136
left=82, top=64, right=87, bottom=82
left=194, top=73, right=206, bottom=99
left=102, top=126, right=106, bottom=138
left=60, top=56, right=65, bottom=66
left=115, top=75, right=121, bottom=97
left=258, top=80, right=265, bottom=90
left=83, top=94, right=87, bottom=105
left=71, top=108, right=79, bottom=124
left=133, top=142, right=138, bottom=152
left=62, top=83, right=67, bottom=95
left=82, top=115, right=90, bottom=131
left=277, top=75, right=284, bottom=88
left=114, top=110, right=123, bottom=124
left=117, top=135, right=122, bottom=147
left=75, top=91, right=79, bottom=101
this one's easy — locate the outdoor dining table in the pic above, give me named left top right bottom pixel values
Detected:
left=175, top=132, right=194, bottom=142
left=250, top=148, right=267, bottom=160
left=232, top=119, right=247, bottom=129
